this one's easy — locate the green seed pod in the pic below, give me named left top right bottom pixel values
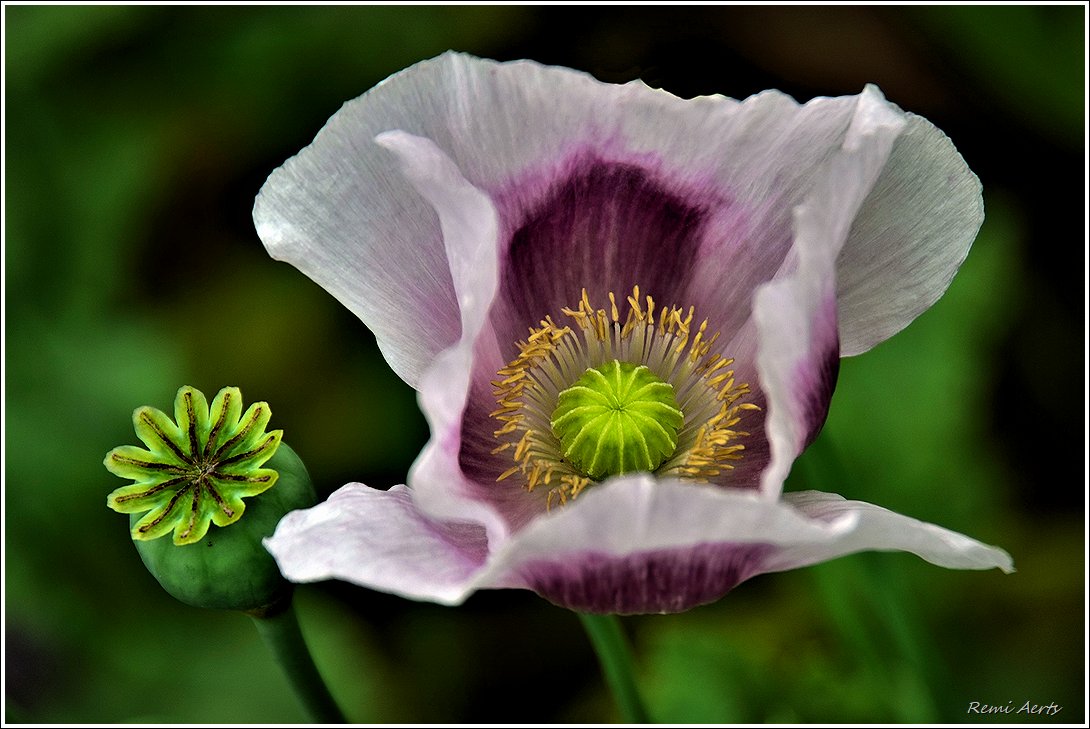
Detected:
left=130, top=442, right=315, bottom=611
left=551, top=360, right=684, bottom=481
left=106, top=386, right=316, bottom=611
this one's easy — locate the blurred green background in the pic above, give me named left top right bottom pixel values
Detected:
left=4, top=5, right=1084, bottom=723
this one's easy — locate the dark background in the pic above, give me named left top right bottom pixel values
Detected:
left=5, top=5, right=1084, bottom=723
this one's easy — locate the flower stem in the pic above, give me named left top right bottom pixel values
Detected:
left=578, top=613, right=651, bottom=723
left=249, top=597, right=347, bottom=723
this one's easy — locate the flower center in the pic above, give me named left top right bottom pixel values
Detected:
left=551, top=360, right=683, bottom=480
left=491, top=287, right=759, bottom=508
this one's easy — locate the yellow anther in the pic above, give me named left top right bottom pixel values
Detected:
left=493, top=420, right=520, bottom=437
left=681, top=306, right=694, bottom=331
left=595, top=310, right=608, bottom=340
left=706, top=372, right=732, bottom=388
left=489, top=286, right=759, bottom=504
left=514, top=430, right=533, bottom=461
left=528, top=461, right=543, bottom=488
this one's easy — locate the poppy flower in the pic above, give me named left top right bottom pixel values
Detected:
left=254, top=52, right=1011, bottom=614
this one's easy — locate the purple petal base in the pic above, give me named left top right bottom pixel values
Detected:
left=496, top=155, right=710, bottom=339
left=516, top=541, right=773, bottom=615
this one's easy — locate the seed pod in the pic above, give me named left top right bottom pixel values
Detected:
left=106, top=386, right=316, bottom=611
left=130, top=442, right=315, bottom=611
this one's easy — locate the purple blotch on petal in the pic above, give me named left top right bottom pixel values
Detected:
left=518, top=541, right=773, bottom=614
left=453, top=337, right=551, bottom=530
left=495, top=156, right=709, bottom=351
left=798, top=295, right=841, bottom=447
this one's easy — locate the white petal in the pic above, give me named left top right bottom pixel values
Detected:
left=264, top=484, right=489, bottom=605
left=276, top=475, right=858, bottom=612
left=256, top=52, right=978, bottom=385
left=755, top=86, right=905, bottom=498
left=464, top=475, right=858, bottom=613
left=266, top=477, right=1011, bottom=613
left=374, top=130, right=499, bottom=330
left=254, top=123, right=463, bottom=387
left=836, top=114, right=984, bottom=355
left=769, top=491, right=1014, bottom=573
left=486, top=475, right=856, bottom=559
left=470, top=478, right=1011, bottom=613
left=375, top=132, right=514, bottom=541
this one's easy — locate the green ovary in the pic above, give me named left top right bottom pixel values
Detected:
left=551, top=360, right=683, bottom=481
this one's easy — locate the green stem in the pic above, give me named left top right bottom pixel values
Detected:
left=579, top=613, right=651, bottom=723
left=249, top=597, right=347, bottom=723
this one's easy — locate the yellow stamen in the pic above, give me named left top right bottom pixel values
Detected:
left=489, top=287, right=760, bottom=503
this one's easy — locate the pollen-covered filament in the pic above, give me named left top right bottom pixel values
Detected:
left=491, top=287, right=759, bottom=508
